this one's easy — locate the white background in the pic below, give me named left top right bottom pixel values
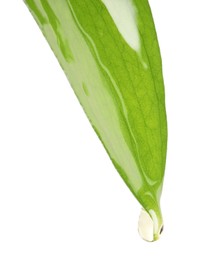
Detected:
left=0, top=1, right=207, bottom=259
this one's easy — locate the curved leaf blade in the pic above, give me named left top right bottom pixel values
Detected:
left=24, top=0, right=167, bottom=241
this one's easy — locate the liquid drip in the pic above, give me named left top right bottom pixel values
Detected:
left=138, top=209, right=163, bottom=242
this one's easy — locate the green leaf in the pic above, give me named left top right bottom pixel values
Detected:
left=24, top=0, right=167, bottom=241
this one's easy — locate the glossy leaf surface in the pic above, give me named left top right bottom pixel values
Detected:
left=24, top=0, right=167, bottom=241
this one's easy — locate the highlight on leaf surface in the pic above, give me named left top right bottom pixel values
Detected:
left=24, top=0, right=167, bottom=241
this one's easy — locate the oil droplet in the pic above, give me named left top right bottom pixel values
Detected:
left=138, top=208, right=154, bottom=242
left=138, top=208, right=164, bottom=242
